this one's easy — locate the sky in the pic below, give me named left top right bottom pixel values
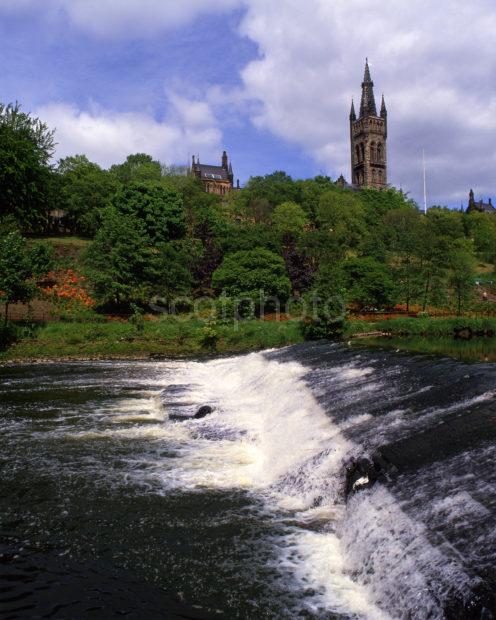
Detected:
left=1, top=0, right=496, bottom=208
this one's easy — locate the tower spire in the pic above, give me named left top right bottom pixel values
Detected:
left=349, top=99, right=356, bottom=121
left=363, top=57, right=371, bottom=82
left=350, top=61, right=387, bottom=190
left=360, top=58, right=377, bottom=118
left=380, top=93, right=387, bottom=118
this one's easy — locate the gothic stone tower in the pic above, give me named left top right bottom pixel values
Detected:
left=350, top=60, right=387, bottom=190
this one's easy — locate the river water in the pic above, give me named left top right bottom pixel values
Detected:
left=1, top=343, right=495, bottom=619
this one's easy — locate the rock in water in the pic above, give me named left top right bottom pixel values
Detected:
left=194, top=405, right=214, bottom=419
left=344, top=453, right=396, bottom=498
left=168, top=405, right=214, bottom=422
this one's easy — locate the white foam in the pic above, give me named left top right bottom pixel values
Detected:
left=57, top=351, right=486, bottom=618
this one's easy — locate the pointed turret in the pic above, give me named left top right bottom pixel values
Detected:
left=380, top=94, right=387, bottom=118
left=221, top=150, right=228, bottom=170
left=359, top=59, right=377, bottom=118
left=467, top=189, right=476, bottom=213
left=363, top=58, right=372, bottom=82
left=349, top=99, right=356, bottom=122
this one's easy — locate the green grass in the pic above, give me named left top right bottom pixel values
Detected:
left=351, top=335, right=496, bottom=363
left=0, top=316, right=304, bottom=362
left=41, top=237, right=90, bottom=247
left=345, top=316, right=496, bottom=337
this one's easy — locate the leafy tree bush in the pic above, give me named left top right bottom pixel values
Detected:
left=243, top=171, right=301, bottom=208
left=112, top=182, right=185, bottom=244
left=447, top=240, right=476, bottom=315
left=84, top=209, right=165, bottom=311
left=0, top=231, right=43, bottom=323
left=272, top=201, right=308, bottom=238
left=0, top=102, right=55, bottom=232
left=57, top=155, right=121, bottom=236
left=110, top=153, right=162, bottom=184
left=316, top=189, right=367, bottom=249
left=84, top=209, right=196, bottom=312
left=28, top=240, right=55, bottom=277
left=465, top=211, right=496, bottom=263
left=341, top=257, right=396, bottom=309
left=212, top=248, right=292, bottom=312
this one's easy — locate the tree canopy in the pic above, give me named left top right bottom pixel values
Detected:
left=0, top=103, right=55, bottom=231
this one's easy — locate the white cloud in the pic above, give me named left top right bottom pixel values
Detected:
left=37, top=95, right=222, bottom=168
left=65, top=0, right=244, bottom=37
left=5, top=0, right=496, bottom=203
left=0, top=0, right=245, bottom=37
left=234, top=0, right=496, bottom=204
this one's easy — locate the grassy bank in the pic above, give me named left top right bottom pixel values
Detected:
left=345, top=316, right=496, bottom=338
left=0, top=316, right=304, bottom=362
left=351, top=335, right=496, bottom=362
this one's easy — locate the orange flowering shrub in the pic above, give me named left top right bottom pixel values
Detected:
left=40, top=269, right=95, bottom=310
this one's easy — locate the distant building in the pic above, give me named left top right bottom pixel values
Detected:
left=466, top=189, right=496, bottom=214
left=348, top=60, right=388, bottom=190
left=190, top=151, right=239, bottom=196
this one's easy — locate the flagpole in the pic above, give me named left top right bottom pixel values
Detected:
left=422, top=149, right=427, bottom=214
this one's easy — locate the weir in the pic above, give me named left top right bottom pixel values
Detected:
left=1, top=343, right=495, bottom=618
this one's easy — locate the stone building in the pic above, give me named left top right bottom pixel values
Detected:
left=466, top=189, right=496, bottom=214
left=349, top=60, right=388, bottom=190
left=190, top=151, right=239, bottom=196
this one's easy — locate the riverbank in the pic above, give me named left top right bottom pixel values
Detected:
left=345, top=316, right=496, bottom=362
left=2, top=315, right=496, bottom=364
left=344, top=316, right=496, bottom=338
left=0, top=316, right=304, bottom=363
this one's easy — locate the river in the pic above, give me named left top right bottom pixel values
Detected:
left=1, top=342, right=495, bottom=619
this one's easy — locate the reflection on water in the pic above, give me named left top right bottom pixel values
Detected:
left=353, top=335, right=496, bottom=362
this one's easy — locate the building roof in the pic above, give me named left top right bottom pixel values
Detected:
left=467, top=189, right=496, bottom=214
left=475, top=201, right=496, bottom=214
left=193, top=163, right=230, bottom=181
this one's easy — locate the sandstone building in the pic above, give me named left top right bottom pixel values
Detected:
left=350, top=60, right=388, bottom=190
left=466, top=189, right=496, bottom=214
left=190, top=151, right=239, bottom=196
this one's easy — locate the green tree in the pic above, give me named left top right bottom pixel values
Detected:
left=317, top=189, right=367, bottom=250
left=112, top=182, right=185, bottom=244
left=272, top=201, right=308, bottom=238
left=465, top=211, right=496, bottom=263
left=110, top=153, right=162, bottom=184
left=57, top=155, right=121, bottom=236
left=0, top=232, right=37, bottom=323
left=447, top=240, right=476, bottom=315
left=212, top=248, right=292, bottom=311
left=426, top=207, right=465, bottom=241
left=28, top=240, right=55, bottom=277
left=359, top=187, right=417, bottom=229
left=296, top=176, right=335, bottom=223
left=84, top=209, right=164, bottom=311
left=383, top=207, right=423, bottom=310
left=0, top=102, right=55, bottom=232
left=341, top=257, right=396, bottom=310
left=243, top=171, right=300, bottom=208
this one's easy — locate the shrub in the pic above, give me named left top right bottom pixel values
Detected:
left=212, top=248, right=292, bottom=313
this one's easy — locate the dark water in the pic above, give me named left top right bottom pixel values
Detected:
left=1, top=344, right=496, bottom=619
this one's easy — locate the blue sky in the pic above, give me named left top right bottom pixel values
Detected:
left=1, top=0, right=496, bottom=207
left=0, top=3, right=316, bottom=184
